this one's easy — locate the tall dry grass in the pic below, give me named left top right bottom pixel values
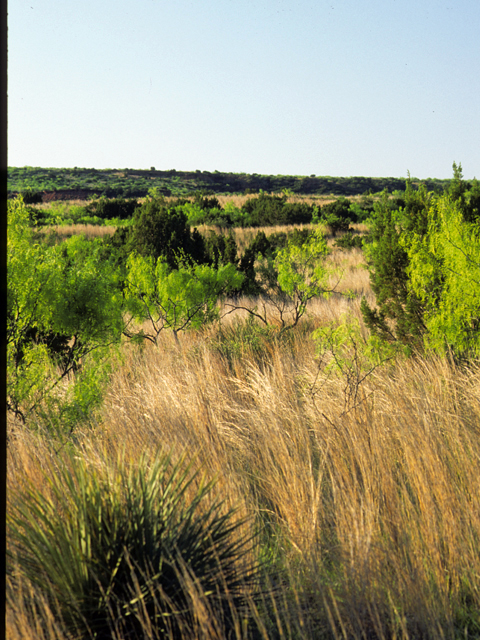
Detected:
left=34, top=224, right=117, bottom=241
left=7, top=246, right=480, bottom=638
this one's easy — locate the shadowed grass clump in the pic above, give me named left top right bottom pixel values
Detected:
left=8, top=449, right=261, bottom=639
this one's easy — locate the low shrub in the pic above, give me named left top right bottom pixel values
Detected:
left=8, top=451, right=260, bottom=639
left=85, top=197, right=139, bottom=220
left=334, top=232, right=364, bottom=249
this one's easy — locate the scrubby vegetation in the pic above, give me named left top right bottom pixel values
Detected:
left=8, top=165, right=453, bottom=200
left=7, top=165, right=480, bottom=639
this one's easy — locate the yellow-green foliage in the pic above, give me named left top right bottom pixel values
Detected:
left=124, top=252, right=244, bottom=342
left=406, top=193, right=480, bottom=356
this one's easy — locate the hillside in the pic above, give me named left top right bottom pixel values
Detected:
left=8, top=165, right=451, bottom=200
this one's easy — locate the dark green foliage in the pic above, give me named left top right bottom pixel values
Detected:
left=21, top=189, right=43, bottom=204
left=8, top=451, right=260, bottom=639
left=448, top=162, right=480, bottom=223
left=236, top=229, right=317, bottom=296
left=334, top=232, right=365, bottom=249
left=267, top=228, right=315, bottom=252
left=203, top=231, right=237, bottom=268
left=125, top=199, right=207, bottom=269
left=85, top=197, right=139, bottom=220
left=321, top=197, right=353, bottom=220
left=13, top=326, right=72, bottom=372
left=238, top=231, right=273, bottom=295
left=349, top=197, right=375, bottom=222
left=360, top=172, right=477, bottom=349
left=240, top=193, right=314, bottom=226
left=8, top=166, right=455, bottom=199
left=319, top=198, right=353, bottom=236
left=193, top=192, right=221, bottom=211
left=361, top=185, right=429, bottom=347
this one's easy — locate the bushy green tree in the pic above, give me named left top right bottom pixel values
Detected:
left=238, top=231, right=273, bottom=295
left=232, top=227, right=333, bottom=330
left=362, top=165, right=480, bottom=357
left=240, top=193, right=314, bottom=226
left=203, top=230, right=237, bottom=268
left=361, top=183, right=431, bottom=347
left=20, top=188, right=43, bottom=204
left=317, top=198, right=353, bottom=236
left=405, top=193, right=480, bottom=356
left=110, top=198, right=207, bottom=269
left=124, top=254, right=244, bottom=343
left=7, top=197, right=123, bottom=426
left=85, top=196, right=139, bottom=220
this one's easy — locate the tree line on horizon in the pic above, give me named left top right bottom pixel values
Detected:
left=8, top=165, right=453, bottom=200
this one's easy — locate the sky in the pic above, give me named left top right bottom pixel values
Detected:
left=7, top=0, right=480, bottom=179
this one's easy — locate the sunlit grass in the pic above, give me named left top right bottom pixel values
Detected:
left=7, top=241, right=480, bottom=638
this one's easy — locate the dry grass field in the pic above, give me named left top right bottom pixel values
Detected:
left=7, top=238, right=480, bottom=639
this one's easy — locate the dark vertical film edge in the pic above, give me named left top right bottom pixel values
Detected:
left=1, top=0, right=7, bottom=634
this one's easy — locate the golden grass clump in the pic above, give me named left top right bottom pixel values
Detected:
left=34, top=224, right=117, bottom=240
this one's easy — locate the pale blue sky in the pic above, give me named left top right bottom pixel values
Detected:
left=8, top=0, right=480, bottom=178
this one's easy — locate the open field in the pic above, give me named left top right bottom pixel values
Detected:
left=7, top=234, right=480, bottom=639
left=35, top=218, right=369, bottom=247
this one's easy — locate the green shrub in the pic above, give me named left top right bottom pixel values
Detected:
left=361, top=166, right=480, bottom=356
left=85, top=197, right=139, bottom=220
left=203, top=230, right=238, bottom=268
left=361, top=184, right=430, bottom=347
left=7, top=199, right=124, bottom=426
left=268, top=228, right=315, bottom=253
left=193, top=192, right=221, bottom=211
left=241, top=193, right=314, bottom=226
left=238, top=231, right=273, bottom=295
left=348, top=200, right=374, bottom=222
left=113, top=199, right=207, bottom=269
left=334, top=232, right=364, bottom=249
left=20, top=189, right=43, bottom=204
left=8, top=451, right=260, bottom=639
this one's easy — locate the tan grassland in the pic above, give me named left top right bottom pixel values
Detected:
left=35, top=223, right=117, bottom=240
left=36, top=220, right=369, bottom=247
left=7, top=243, right=480, bottom=639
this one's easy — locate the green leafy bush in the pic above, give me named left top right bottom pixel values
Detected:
left=124, top=254, right=244, bottom=343
left=268, top=228, right=315, bottom=252
left=405, top=193, right=480, bottom=357
left=7, top=198, right=124, bottom=425
left=348, top=200, right=374, bottom=222
left=334, top=232, right=365, bottom=249
left=203, top=230, right=238, bottom=268
left=111, top=199, right=207, bottom=269
left=361, top=184, right=430, bottom=347
left=362, top=166, right=480, bottom=357
left=315, top=199, right=353, bottom=237
left=20, top=189, right=43, bottom=204
left=240, top=193, right=314, bottom=227
left=238, top=231, right=273, bottom=295
left=8, top=451, right=259, bottom=639
left=85, top=197, right=139, bottom=220
left=233, top=228, right=332, bottom=330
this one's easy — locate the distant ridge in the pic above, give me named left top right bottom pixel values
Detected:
left=8, top=166, right=451, bottom=200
